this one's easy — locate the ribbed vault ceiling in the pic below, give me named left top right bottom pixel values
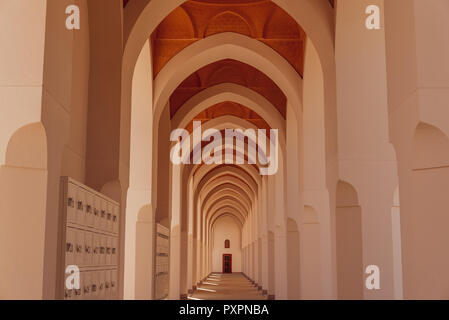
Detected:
left=170, top=59, right=286, bottom=119
left=151, top=0, right=307, bottom=80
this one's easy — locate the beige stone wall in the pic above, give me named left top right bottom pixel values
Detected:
left=61, top=0, right=90, bottom=183
left=212, top=216, right=242, bottom=273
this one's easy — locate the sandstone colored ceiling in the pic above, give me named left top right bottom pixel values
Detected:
left=151, top=0, right=307, bottom=79
left=170, top=59, right=287, bottom=119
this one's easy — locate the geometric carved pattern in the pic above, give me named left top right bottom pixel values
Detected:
left=170, top=59, right=287, bottom=119
left=151, top=0, right=307, bottom=78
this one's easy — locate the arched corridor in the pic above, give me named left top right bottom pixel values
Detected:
left=1, top=0, right=449, bottom=301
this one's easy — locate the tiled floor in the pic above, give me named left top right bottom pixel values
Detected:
left=188, top=273, right=267, bottom=300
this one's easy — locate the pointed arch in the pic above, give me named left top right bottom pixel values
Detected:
left=204, top=11, right=253, bottom=38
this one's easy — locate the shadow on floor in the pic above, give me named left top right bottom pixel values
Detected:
left=188, top=273, right=267, bottom=300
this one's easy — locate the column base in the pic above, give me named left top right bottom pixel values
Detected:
left=267, top=294, right=275, bottom=300
left=180, top=294, right=188, bottom=300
